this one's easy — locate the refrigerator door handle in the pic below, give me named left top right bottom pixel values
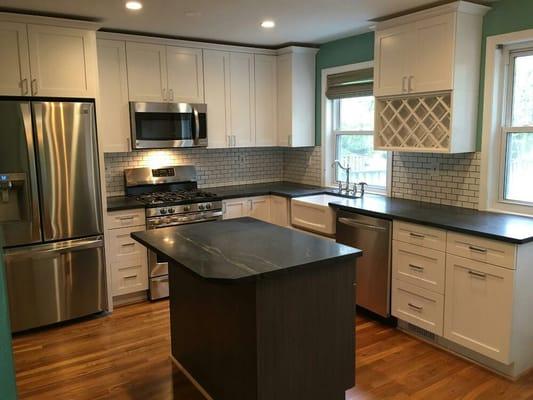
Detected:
left=4, top=236, right=104, bottom=260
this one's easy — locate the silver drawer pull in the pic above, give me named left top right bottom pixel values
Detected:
left=409, top=264, right=424, bottom=271
left=118, top=216, right=135, bottom=221
left=468, top=245, right=487, bottom=253
left=468, top=270, right=487, bottom=279
left=409, top=232, right=425, bottom=239
left=408, top=302, right=423, bottom=311
left=124, top=274, right=138, bottom=279
left=121, top=242, right=136, bottom=247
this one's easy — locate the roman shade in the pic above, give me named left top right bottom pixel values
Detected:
left=326, top=68, right=374, bottom=99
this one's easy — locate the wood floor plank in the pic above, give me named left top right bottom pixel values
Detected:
left=12, top=300, right=533, bottom=400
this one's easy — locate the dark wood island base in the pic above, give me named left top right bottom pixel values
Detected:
left=132, top=218, right=361, bottom=400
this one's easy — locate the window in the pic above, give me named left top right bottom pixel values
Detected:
left=502, top=49, right=533, bottom=205
left=333, top=96, right=388, bottom=191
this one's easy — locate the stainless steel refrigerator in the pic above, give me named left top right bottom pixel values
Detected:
left=0, top=101, right=106, bottom=333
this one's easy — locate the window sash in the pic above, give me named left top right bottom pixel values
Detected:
left=499, top=129, right=533, bottom=206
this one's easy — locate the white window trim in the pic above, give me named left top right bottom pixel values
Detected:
left=480, top=29, right=533, bottom=216
left=320, top=61, right=392, bottom=196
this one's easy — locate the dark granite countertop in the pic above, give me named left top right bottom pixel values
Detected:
left=107, top=181, right=329, bottom=212
left=107, top=196, right=145, bottom=212
left=328, top=194, right=533, bottom=244
left=131, top=217, right=361, bottom=281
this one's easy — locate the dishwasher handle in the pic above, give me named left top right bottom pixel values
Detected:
left=338, top=217, right=388, bottom=232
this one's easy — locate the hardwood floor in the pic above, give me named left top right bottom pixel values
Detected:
left=12, top=300, right=533, bottom=400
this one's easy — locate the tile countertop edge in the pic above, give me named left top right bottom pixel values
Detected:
left=329, top=203, right=533, bottom=245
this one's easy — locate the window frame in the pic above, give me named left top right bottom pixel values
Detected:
left=320, top=61, right=392, bottom=196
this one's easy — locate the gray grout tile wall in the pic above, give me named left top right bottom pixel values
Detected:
left=282, top=147, right=323, bottom=186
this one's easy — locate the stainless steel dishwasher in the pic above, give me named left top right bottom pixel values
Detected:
left=336, top=209, right=392, bottom=317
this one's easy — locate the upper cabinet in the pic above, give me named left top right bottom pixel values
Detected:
left=126, top=42, right=204, bottom=103
left=373, top=1, right=490, bottom=153
left=228, top=52, right=255, bottom=148
left=254, top=54, right=277, bottom=147
left=0, top=20, right=97, bottom=98
left=277, top=47, right=317, bottom=147
left=97, top=39, right=131, bottom=152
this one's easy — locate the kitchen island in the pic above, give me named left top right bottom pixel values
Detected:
left=131, top=217, right=361, bottom=400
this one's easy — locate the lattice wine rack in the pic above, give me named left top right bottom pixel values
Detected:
left=375, top=92, right=452, bottom=152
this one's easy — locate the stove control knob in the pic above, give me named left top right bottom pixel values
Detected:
left=168, top=208, right=175, bottom=214
left=205, top=203, right=212, bottom=210
left=183, top=205, right=191, bottom=212
left=160, top=208, right=167, bottom=215
left=198, top=204, right=205, bottom=210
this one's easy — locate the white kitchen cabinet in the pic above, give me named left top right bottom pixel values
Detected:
left=126, top=42, right=167, bottom=102
left=270, top=196, right=290, bottom=227
left=0, top=22, right=30, bottom=96
left=166, top=46, right=204, bottom=103
left=373, top=2, right=489, bottom=153
left=444, top=254, right=513, bottom=364
left=277, top=47, right=317, bottom=147
left=97, top=39, right=131, bottom=152
left=254, top=54, right=277, bottom=146
left=229, top=52, right=255, bottom=147
left=249, top=196, right=271, bottom=222
left=222, top=197, right=250, bottom=220
left=204, top=50, right=231, bottom=148
left=27, top=24, right=97, bottom=98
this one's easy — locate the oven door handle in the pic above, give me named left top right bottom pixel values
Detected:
left=193, top=107, right=200, bottom=144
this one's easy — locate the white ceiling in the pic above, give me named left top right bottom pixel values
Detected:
left=0, top=0, right=471, bottom=46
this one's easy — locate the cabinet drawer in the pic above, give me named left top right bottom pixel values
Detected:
left=444, top=254, right=513, bottom=364
left=446, top=232, right=516, bottom=269
left=106, top=208, right=145, bottom=229
left=107, top=226, right=147, bottom=266
left=392, top=280, right=444, bottom=335
left=393, top=221, right=446, bottom=251
left=112, top=263, right=148, bottom=296
left=393, top=240, right=445, bottom=294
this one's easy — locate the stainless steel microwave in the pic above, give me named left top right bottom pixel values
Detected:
left=130, top=102, right=207, bottom=149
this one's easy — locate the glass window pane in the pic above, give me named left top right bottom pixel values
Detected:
left=511, top=54, right=533, bottom=126
left=335, top=134, right=387, bottom=188
left=338, top=96, right=374, bottom=131
left=504, top=132, right=533, bottom=203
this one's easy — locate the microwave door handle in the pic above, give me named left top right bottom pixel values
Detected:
left=193, top=107, right=200, bottom=144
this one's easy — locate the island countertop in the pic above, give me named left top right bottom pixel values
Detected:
left=131, top=217, right=361, bottom=280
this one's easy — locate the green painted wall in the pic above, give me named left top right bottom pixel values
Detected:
left=315, top=0, right=533, bottom=148
left=476, top=0, right=533, bottom=148
left=0, top=241, right=17, bottom=399
left=315, top=32, right=375, bottom=144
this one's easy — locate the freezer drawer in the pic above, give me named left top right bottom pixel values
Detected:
left=4, top=236, right=107, bottom=332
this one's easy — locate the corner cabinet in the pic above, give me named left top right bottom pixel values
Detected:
left=0, top=21, right=97, bottom=98
left=373, top=2, right=489, bottom=153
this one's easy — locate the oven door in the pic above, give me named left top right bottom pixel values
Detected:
left=130, top=102, right=207, bottom=149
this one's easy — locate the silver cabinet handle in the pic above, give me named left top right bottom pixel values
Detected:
left=31, top=79, right=38, bottom=95
left=118, top=216, right=135, bottom=221
left=121, top=242, right=136, bottom=247
left=468, top=245, right=487, bottom=253
left=408, top=76, right=414, bottom=92
left=402, top=76, right=407, bottom=93
left=21, top=78, right=29, bottom=95
left=162, top=88, right=167, bottom=101
left=169, top=88, right=174, bottom=101
left=124, top=274, right=138, bottom=279
left=409, top=264, right=424, bottom=271
left=468, top=270, right=487, bottom=279
left=409, top=232, right=425, bottom=239
left=408, top=303, right=423, bottom=311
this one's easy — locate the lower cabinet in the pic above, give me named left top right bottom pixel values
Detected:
left=444, top=254, right=513, bottom=364
left=222, top=195, right=289, bottom=226
left=105, top=209, right=148, bottom=299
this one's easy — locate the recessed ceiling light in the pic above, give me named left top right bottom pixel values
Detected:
left=261, top=20, right=275, bottom=29
left=125, top=1, right=143, bottom=10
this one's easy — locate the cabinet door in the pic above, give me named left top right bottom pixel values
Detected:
left=223, top=198, right=250, bottom=220
left=204, top=50, right=230, bottom=148
left=270, top=196, right=289, bottom=227
left=27, top=25, right=97, bottom=98
left=413, top=14, right=455, bottom=93
left=166, top=46, right=204, bottom=103
left=0, top=22, right=30, bottom=96
left=444, top=255, right=514, bottom=364
left=97, top=39, right=131, bottom=152
left=229, top=52, right=255, bottom=147
left=126, top=42, right=167, bottom=102
left=374, top=24, right=414, bottom=97
left=250, top=196, right=271, bottom=222
left=254, top=54, right=277, bottom=146
left=276, top=53, right=292, bottom=146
